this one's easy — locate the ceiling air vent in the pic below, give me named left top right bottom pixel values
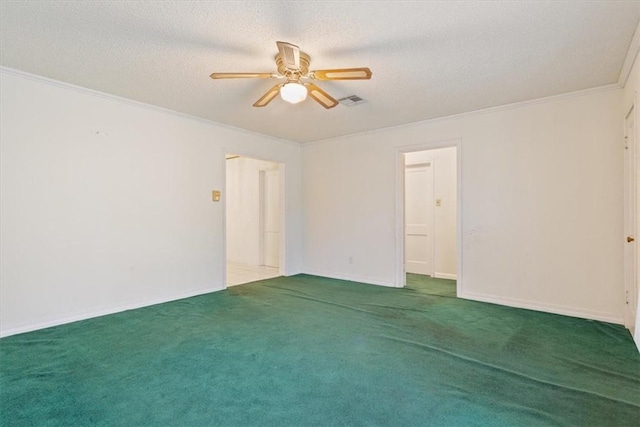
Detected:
left=338, top=95, right=367, bottom=107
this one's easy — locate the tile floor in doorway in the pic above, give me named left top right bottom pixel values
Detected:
left=227, top=261, right=280, bottom=286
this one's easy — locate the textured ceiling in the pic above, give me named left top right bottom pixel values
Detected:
left=1, top=1, right=639, bottom=143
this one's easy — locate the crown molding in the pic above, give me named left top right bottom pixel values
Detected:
left=0, top=66, right=301, bottom=148
left=1, top=64, right=624, bottom=148
left=302, top=83, right=621, bottom=146
left=619, top=20, right=640, bottom=88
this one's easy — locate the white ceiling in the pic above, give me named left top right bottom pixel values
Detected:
left=1, top=1, right=639, bottom=143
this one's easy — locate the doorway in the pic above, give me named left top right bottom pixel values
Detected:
left=225, top=154, right=283, bottom=286
left=395, top=140, right=461, bottom=292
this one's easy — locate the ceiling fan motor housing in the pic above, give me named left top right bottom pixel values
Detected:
left=276, top=52, right=310, bottom=77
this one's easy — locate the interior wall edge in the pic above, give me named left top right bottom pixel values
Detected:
left=0, top=285, right=225, bottom=338
left=458, top=290, right=625, bottom=325
left=282, top=269, right=304, bottom=277
left=618, top=20, right=640, bottom=87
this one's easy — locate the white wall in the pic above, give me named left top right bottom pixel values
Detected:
left=303, top=87, right=624, bottom=323
left=405, top=147, right=457, bottom=278
left=0, top=69, right=302, bottom=337
left=226, top=157, right=279, bottom=265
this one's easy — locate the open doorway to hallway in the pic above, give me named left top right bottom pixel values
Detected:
left=226, top=154, right=282, bottom=286
left=401, top=145, right=458, bottom=292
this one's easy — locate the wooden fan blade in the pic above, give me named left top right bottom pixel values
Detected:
left=210, top=72, right=275, bottom=79
left=253, top=84, right=282, bottom=107
left=310, top=68, right=372, bottom=80
left=305, top=83, right=339, bottom=109
left=276, top=41, right=300, bottom=69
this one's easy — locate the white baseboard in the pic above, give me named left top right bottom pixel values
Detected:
left=302, top=270, right=397, bottom=288
left=458, top=290, right=624, bottom=325
left=0, top=285, right=225, bottom=338
left=434, top=272, right=457, bottom=280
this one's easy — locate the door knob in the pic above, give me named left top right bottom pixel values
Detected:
left=628, top=236, right=635, bottom=243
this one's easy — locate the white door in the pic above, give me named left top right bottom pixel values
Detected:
left=261, top=169, right=280, bottom=268
left=624, top=107, right=638, bottom=334
left=405, top=162, right=435, bottom=275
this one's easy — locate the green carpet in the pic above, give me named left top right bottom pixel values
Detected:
left=1, top=274, right=639, bottom=426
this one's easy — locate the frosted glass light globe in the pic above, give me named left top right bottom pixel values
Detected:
left=280, top=82, right=308, bottom=104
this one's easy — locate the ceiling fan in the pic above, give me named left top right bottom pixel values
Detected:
left=210, top=41, right=372, bottom=109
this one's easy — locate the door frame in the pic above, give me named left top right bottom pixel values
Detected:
left=222, top=152, right=287, bottom=289
left=624, top=97, right=638, bottom=333
left=395, top=138, right=462, bottom=294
